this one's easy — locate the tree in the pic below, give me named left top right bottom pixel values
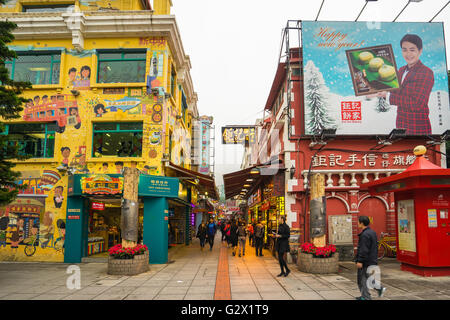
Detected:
left=0, top=7, right=32, bottom=206
left=374, top=97, right=390, bottom=113
left=304, top=60, right=335, bottom=135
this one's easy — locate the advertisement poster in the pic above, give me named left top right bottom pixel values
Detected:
left=427, top=209, right=438, bottom=228
left=302, top=21, right=450, bottom=136
left=199, top=119, right=210, bottom=174
left=397, top=199, right=416, bottom=253
left=346, top=44, right=400, bottom=96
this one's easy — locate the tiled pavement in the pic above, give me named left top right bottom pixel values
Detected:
left=0, top=234, right=449, bottom=300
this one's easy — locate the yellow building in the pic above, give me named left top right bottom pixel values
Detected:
left=0, top=0, right=216, bottom=263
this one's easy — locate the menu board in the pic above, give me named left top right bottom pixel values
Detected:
left=397, top=199, right=416, bottom=253
left=328, top=215, right=353, bottom=245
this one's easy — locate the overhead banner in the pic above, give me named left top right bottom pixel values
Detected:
left=199, top=119, right=211, bottom=174
left=222, top=126, right=256, bottom=144
left=301, top=21, right=449, bottom=136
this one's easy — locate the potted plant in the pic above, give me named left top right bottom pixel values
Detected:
left=107, top=244, right=149, bottom=275
left=298, top=242, right=339, bottom=273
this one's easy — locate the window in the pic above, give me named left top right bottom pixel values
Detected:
left=23, top=4, right=75, bottom=12
left=4, top=123, right=56, bottom=158
left=170, top=67, right=176, bottom=97
left=5, top=52, right=61, bottom=85
left=97, top=50, right=146, bottom=84
left=292, top=67, right=302, bottom=76
left=92, top=122, right=143, bottom=158
left=181, top=90, right=188, bottom=121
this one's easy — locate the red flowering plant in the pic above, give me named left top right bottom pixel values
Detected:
left=108, top=244, right=148, bottom=260
left=300, top=242, right=336, bottom=258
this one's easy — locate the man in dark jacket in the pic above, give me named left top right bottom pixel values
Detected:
left=254, top=220, right=265, bottom=256
left=196, top=221, right=207, bottom=251
left=275, top=216, right=290, bottom=277
left=356, top=216, right=386, bottom=300
left=206, top=218, right=217, bottom=251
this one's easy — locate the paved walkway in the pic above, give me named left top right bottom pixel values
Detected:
left=0, top=234, right=449, bottom=300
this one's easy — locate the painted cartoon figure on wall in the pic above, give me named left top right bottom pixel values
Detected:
left=60, top=147, right=71, bottom=168
left=70, top=146, right=89, bottom=173
left=53, top=186, right=64, bottom=209
left=94, top=103, right=107, bottom=117
left=102, top=162, right=109, bottom=173
left=40, top=211, right=54, bottom=249
left=68, top=65, right=91, bottom=90
left=115, top=161, right=124, bottom=174
left=0, top=216, right=9, bottom=248
left=68, top=107, right=81, bottom=129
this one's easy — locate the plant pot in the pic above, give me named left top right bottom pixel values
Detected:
left=107, top=250, right=149, bottom=276
left=297, top=252, right=339, bottom=274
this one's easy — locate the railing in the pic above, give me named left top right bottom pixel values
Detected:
left=300, top=169, right=405, bottom=189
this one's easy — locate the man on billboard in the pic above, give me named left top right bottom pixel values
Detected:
left=377, top=34, right=434, bottom=135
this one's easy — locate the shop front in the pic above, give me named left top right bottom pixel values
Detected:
left=65, top=173, right=179, bottom=264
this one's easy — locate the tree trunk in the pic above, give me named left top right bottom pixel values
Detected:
left=121, top=166, right=140, bottom=248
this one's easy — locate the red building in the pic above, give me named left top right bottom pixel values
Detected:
left=224, top=38, right=447, bottom=259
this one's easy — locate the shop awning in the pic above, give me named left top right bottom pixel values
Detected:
left=223, top=160, right=285, bottom=200
left=164, top=162, right=219, bottom=200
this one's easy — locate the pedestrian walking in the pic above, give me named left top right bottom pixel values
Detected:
left=229, top=218, right=238, bottom=256
left=220, top=219, right=226, bottom=242
left=355, top=215, right=386, bottom=300
left=237, top=220, right=247, bottom=257
left=274, top=216, right=290, bottom=277
left=247, top=222, right=254, bottom=247
left=196, top=221, right=207, bottom=251
left=225, top=220, right=231, bottom=247
left=251, top=220, right=257, bottom=247
left=254, top=220, right=265, bottom=256
left=206, top=218, right=217, bottom=251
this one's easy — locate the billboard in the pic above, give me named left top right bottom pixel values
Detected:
left=302, top=21, right=449, bottom=136
left=199, top=119, right=211, bottom=173
left=222, top=126, right=256, bottom=144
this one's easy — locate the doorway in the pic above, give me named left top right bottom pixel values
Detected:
left=86, top=197, right=143, bottom=258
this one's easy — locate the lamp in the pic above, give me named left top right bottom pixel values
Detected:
left=429, top=1, right=450, bottom=22
left=355, top=0, right=378, bottom=22
left=309, top=128, right=337, bottom=148
left=441, top=129, right=450, bottom=141
left=387, top=128, right=407, bottom=141
left=250, top=168, right=259, bottom=174
left=315, top=0, right=325, bottom=21
left=371, top=128, right=407, bottom=150
left=289, top=165, right=295, bottom=179
left=393, top=0, right=423, bottom=22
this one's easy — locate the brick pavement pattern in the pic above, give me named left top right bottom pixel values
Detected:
left=0, top=233, right=449, bottom=300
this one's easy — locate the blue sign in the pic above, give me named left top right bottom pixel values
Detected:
left=138, top=175, right=179, bottom=198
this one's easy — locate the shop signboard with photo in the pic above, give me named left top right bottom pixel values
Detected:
left=397, top=199, right=416, bottom=253
left=301, top=21, right=450, bottom=136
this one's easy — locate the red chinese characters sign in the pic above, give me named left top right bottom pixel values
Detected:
left=311, top=153, right=422, bottom=169
left=341, top=101, right=361, bottom=123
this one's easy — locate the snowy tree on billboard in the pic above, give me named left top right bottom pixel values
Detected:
left=304, top=60, right=335, bottom=135
left=374, top=97, right=391, bottom=113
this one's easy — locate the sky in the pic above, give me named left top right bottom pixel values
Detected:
left=169, top=0, right=450, bottom=191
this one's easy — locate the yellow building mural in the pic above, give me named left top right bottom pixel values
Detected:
left=0, top=0, right=203, bottom=262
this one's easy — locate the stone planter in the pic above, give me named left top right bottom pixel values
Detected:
left=107, top=251, right=149, bottom=276
left=297, top=252, right=339, bottom=274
